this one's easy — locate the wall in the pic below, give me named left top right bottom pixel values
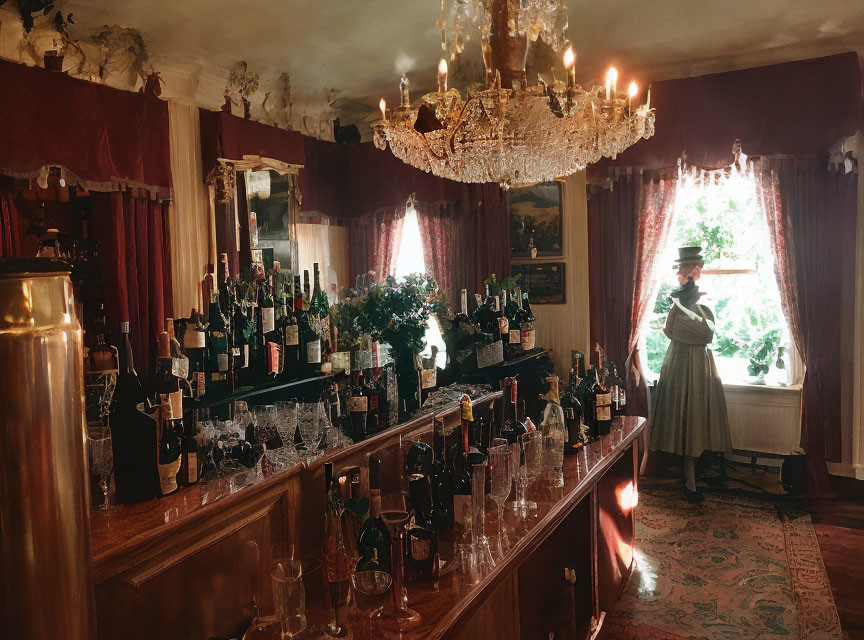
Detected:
left=526, top=172, right=591, bottom=377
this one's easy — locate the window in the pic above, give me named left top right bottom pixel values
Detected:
left=394, top=205, right=447, bottom=368
left=640, top=168, right=798, bottom=387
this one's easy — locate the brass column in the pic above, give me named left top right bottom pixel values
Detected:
left=0, top=258, right=97, bottom=640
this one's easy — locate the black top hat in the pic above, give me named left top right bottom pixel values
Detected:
left=673, top=246, right=704, bottom=269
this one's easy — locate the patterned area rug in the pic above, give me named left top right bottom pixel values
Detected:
left=600, top=485, right=843, bottom=640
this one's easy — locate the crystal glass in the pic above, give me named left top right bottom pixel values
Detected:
left=371, top=511, right=421, bottom=635
left=488, top=444, right=512, bottom=559
left=88, top=426, right=114, bottom=511
left=350, top=570, right=392, bottom=640
left=270, top=401, right=299, bottom=468
left=541, top=403, right=566, bottom=488
left=297, top=402, right=324, bottom=464
left=470, top=462, right=496, bottom=577
left=519, top=431, right=543, bottom=517
left=271, top=559, right=306, bottom=639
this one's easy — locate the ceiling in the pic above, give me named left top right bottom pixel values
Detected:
left=61, top=0, right=864, bottom=121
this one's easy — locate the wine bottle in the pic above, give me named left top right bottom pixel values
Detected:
left=179, top=413, right=200, bottom=487
left=357, top=453, right=391, bottom=572
left=300, top=270, right=322, bottom=374
left=432, top=417, right=454, bottom=532
left=451, top=394, right=474, bottom=532
left=110, top=322, right=159, bottom=504
left=364, top=370, right=380, bottom=435
left=517, top=289, right=536, bottom=351
left=406, top=445, right=437, bottom=579
left=183, top=309, right=208, bottom=400
left=496, top=289, right=510, bottom=347
left=453, top=288, right=470, bottom=326
left=207, top=297, right=230, bottom=395
left=155, top=332, right=183, bottom=496
left=348, top=372, right=368, bottom=442
left=593, top=344, right=612, bottom=435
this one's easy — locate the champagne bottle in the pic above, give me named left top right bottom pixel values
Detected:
left=451, top=394, right=474, bottom=532
left=301, top=270, right=322, bottom=374
left=207, top=297, right=230, bottom=395
left=496, top=289, right=510, bottom=345
left=357, top=453, right=391, bottom=572
left=517, top=289, right=536, bottom=351
left=405, top=442, right=437, bottom=579
left=110, top=322, right=159, bottom=504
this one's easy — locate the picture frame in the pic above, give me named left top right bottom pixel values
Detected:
left=509, top=181, right=563, bottom=258
left=510, top=262, right=565, bottom=304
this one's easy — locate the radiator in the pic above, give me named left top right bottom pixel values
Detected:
left=723, top=385, right=802, bottom=456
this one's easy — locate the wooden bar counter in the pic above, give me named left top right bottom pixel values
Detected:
left=90, top=397, right=644, bottom=640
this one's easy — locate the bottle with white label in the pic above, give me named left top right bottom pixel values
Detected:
left=450, top=395, right=474, bottom=533
left=155, top=331, right=182, bottom=496
left=348, top=372, right=368, bottom=442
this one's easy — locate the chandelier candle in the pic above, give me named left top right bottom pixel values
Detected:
left=437, top=58, right=448, bottom=93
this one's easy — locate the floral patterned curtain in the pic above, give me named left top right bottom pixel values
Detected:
left=349, top=206, right=404, bottom=284
left=626, top=177, right=678, bottom=417
left=416, top=201, right=455, bottom=299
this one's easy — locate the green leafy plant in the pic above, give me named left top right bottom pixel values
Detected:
left=743, top=328, right=785, bottom=380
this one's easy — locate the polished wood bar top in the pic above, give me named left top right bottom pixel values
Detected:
left=247, top=416, right=645, bottom=640
left=90, top=391, right=503, bottom=584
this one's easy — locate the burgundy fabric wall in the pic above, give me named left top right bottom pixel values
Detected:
left=592, top=52, right=863, bottom=173
left=0, top=59, right=172, bottom=194
left=92, top=192, right=174, bottom=381
left=199, top=109, right=306, bottom=178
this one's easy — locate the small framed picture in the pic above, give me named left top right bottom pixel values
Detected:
left=510, top=262, right=565, bottom=304
left=509, top=181, right=563, bottom=258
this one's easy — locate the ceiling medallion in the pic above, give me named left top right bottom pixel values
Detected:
left=373, top=0, right=655, bottom=188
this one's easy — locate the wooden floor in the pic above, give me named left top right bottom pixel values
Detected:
left=809, top=477, right=864, bottom=640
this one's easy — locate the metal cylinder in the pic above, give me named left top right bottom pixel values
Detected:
left=0, top=258, right=96, bottom=640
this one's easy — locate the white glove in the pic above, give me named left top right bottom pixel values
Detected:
left=672, top=297, right=715, bottom=331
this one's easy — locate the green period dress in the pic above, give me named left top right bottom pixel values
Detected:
left=650, top=303, right=732, bottom=457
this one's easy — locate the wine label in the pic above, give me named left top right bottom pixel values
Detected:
left=349, top=395, right=368, bottom=412
left=306, top=339, right=322, bottom=363
left=158, top=457, right=181, bottom=495
left=193, top=371, right=206, bottom=398
left=183, top=328, right=206, bottom=349
left=171, top=356, right=189, bottom=379
left=619, top=389, right=627, bottom=406
left=217, top=353, right=229, bottom=372
left=284, top=324, right=299, bottom=346
left=266, top=341, right=280, bottom=375
left=243, top=345, right=250, bottom=368
left=368, top=395, right=379, bottom=411
left=510, top=379, right=518, bottom=404
left=509, top=329, right=521, bottom=344
left=160, top=391, right=183, bottom=420
left=320, top=361, right=332, bottom=373
left=421, top=368, right=437, bottom=389
left=261, top=307, right=275, bottom=334
left=410, top=534, right=431, bottom=561
left=596, top=392, right=612, bottom=422
left=596, top=405, right=612, bottom=421
left=476, top=340, right=504, bottom=368
left=497, top=316, right=509, bottom=335
left=453, top=494, right=471, bottom=527
left=521, top=327, right=536, bottom=350
left=596, top=392, right=611, bottom=406
left=185, top=452, right=198, bottom=484
left=564, top=407, right=576, bottom=419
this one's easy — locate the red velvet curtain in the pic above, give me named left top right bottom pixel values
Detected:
left=92, top=192, right=174, bottom=380
left=452, top=183, right=510, bottom=303
left=756, top=157, right=857, bottom=498
left=0, top=191, right=21, bottom=258
left=349, top=207, right=404, bottom=284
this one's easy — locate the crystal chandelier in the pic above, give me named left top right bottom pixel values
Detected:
left=372, top=0, right=655, bottom=188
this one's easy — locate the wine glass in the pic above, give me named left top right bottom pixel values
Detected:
left=274, top=401, right=300, bottom=466
left=371, top=511, right=421, bottom=635
left=350, top=570, right=392, bottom=640
left=297, top=402, right=324, bottom=464
left=488, top=444, right=512, bottom=559
left=88, top=426, right=114, bottom=511
left=272, top=558, right=306, bottom=639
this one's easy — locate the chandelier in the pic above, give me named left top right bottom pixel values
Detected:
left=372, top=0, right=655, bottom=188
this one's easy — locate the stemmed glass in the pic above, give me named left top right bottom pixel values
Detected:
left=488, top=444, right=512, bottom=559
left=274, top=401, right=299, bottom=466
left=371, top=510, right=421, bottom=635
left=88, top=426, right=114, bottom=511
left=297, top=402, right=324, bottom=464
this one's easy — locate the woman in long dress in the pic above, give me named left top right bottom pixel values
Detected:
left=650, top=246, right=731, bottom=502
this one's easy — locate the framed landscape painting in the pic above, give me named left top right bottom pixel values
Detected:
left=510, top=262, right=565, bottom=304
left=509, top=181, right=563, bottom=258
